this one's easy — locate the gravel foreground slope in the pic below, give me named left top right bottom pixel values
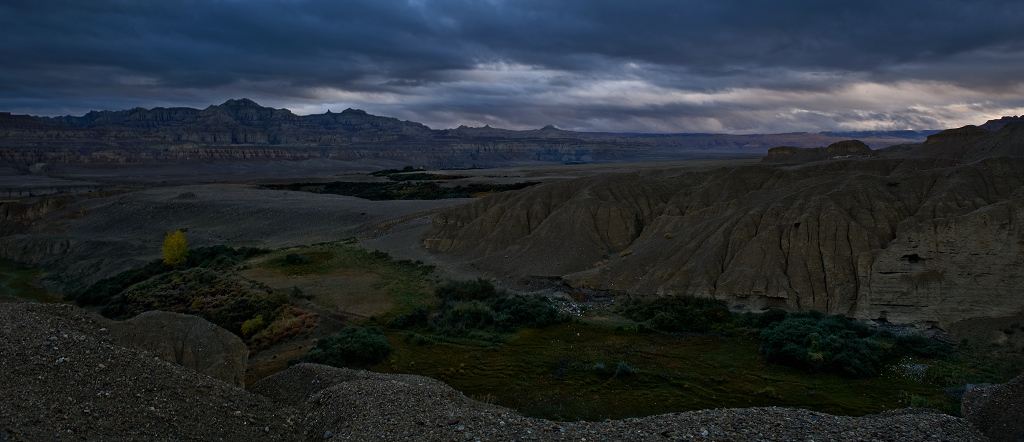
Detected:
left=0, top=303, right=301, bottom=441
left=1, top=303, right=987, bottom=441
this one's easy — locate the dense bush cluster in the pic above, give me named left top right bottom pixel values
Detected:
left=63, top=246, right=317, bottom=351
left=618, top=296, right=732, bottom=332
left=385, top=172, right=468, bottom=181
left=320, top=181, right=539, bottom=200
left=96, top=267, right=314, bottom=350
left=66, top=245, right=268, bottom=307
left=298, top=326, right=392, bottom=368
left=264, top=181, right=538, bottom=200
left=386, top=279, right=571, bottom=342
left=617, top=295, right=953, bottom=378
left=759, top=312, right=953, bottom=377
left=370, top=166, right=416, bottom=176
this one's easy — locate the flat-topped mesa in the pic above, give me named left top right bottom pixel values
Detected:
left=825, top=139, right=871, bottom=154
left=762, top=139, right=873, bottom=163
left=923, top=125, right=991, bottom=145
left=888, top=120, right=1024, bottom=162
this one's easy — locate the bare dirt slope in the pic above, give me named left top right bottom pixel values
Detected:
left=0, top=303, right=301, bottom=441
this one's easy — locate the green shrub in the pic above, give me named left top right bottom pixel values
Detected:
left=759, top=313, right=896, bottom=377
left=619, top=296, right=731, bottom=333
left=284, top=253, right=312, bottom=265
left=435, top=279, right=498, bottom=302
left=240, top=316, right=266, bottom=337
left=897, top=335, right=953, bottom=359
left=387, top=279, right=570, bottom=342
left=387, top=308, right=429, bottom=329
left=615, top=361, right=636, bottom=376
left=300, top=326, right=392, bottom=368
left=739, top=308, right=788, bottom=329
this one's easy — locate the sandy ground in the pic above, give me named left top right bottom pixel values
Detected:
left=1, top=183, right=474, bottom=285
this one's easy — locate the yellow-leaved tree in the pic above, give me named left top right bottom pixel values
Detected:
left=162, top=230, right=188, bottom=266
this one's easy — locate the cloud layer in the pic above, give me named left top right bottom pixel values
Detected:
left=2, top=0, right=1023, bottom=133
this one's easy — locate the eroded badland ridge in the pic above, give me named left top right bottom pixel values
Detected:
left=425, top=121, right=1024, bottom=330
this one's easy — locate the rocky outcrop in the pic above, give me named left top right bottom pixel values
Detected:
left=961, top=370, right=1024, bottom=442
left=980, top=115, right=1024, bottom=132
left=0, top=196, right=70, bottom=235
left=104, top=311, right=249, bottom=387
left=425, top=124, right=1024, bottom=327
left=863, top=185, right=1024, bottom=326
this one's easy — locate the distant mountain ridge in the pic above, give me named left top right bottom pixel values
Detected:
left=32, top=98, right=433, bottom=142
left=0, top=99, right=1011, bottom=170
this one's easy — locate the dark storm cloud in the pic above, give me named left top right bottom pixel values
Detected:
left=1, top=0, right=1022, bottom=132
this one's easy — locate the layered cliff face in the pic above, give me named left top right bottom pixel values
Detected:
left=424, top=123, right=1024, bottom=327
left=0, top=100, right=624, bottom=168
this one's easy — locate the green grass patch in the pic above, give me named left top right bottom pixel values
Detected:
left=255, top=243, right=438, bottom=315
left=374, top=322, right=958, bottom=421
left=0, top=259, right=60, bottom=303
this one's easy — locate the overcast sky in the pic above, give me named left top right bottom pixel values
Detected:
left=2, top=0, right=1023, bottom=133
